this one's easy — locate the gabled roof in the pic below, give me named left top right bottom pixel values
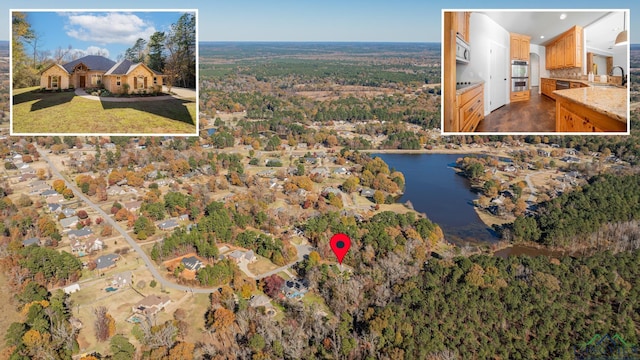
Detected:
left=105, top=60, right=163, bottom=76
left=62, top=55, right=116, bottom=73
left=181, top=256, right=203, bottom=271
left=40, top=63, right=70, bottom=75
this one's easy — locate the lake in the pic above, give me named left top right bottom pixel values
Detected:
left=374, top=153, right=498, bottom=246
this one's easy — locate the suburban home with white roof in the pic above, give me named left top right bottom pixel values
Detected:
left=40, top=55, right=163, bottom=94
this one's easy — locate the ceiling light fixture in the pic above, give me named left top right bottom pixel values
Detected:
left=559, top=13, right=567, bottom=20
left=615, top=11, right=628, bottom=46
left=540, top=35, right=545, bottom=39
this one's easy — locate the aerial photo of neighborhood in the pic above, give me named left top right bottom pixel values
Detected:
left=1, top=1, right=640, bottom=359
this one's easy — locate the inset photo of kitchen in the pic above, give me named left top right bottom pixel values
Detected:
left=442, top=10, right=630, bottom=134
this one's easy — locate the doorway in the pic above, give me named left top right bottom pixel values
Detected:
left=489, top=41, right=507, bottom=112
left=530, top=53, right=540, bottom=88
left=79, top=76, right=85, bottom=88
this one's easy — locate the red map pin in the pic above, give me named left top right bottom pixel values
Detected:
left=330, top=233, right=351, bottom=264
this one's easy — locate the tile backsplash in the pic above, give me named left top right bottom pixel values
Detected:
left=549, top=68, right=583, bottom=79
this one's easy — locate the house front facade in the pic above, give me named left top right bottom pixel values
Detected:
left=40, top=55, right=163, bottom=94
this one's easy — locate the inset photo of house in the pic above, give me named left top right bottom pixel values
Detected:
left=10, top=9, right=198, bottom=136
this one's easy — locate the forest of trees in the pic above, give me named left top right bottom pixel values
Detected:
left=506, top=173, right=640, bottom=251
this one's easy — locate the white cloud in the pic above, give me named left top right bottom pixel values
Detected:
left=64, top=13, right=156, bottom=45
left=69, top=46, right=110, bottom=59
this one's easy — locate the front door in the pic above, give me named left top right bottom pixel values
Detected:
left=79, top=76, right=85, bottom=88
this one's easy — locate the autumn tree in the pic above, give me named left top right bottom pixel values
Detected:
left=205, top=307, right=235, bottom=332
left=93, top=306, right=115, bottom=342
left=52, top=179, right=66, bottom=194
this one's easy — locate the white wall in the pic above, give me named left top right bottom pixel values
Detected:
left=591, top=55, right=607, bottom=75
left=530, top=53, right=540, bottom=87
left=529, top=44, right=548, bottom=93
left=611, top=45, right=628, bottom=75
left=457, top=13, right=510, bottom=115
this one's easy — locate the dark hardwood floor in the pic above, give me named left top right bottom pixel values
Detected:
left=476, top=86, right=556, bottom=132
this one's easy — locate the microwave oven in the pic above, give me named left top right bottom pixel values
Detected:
left=456, top=37, right=470, bottom=64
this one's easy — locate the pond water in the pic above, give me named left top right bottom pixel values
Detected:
left=374, top=153, right=498, bottom=246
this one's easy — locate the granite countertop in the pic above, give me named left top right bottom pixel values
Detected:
left=455, top=81, right=484, bottom=95
left=553, top=87, right=627, bottom=122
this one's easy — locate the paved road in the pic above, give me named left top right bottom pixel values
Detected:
left=524, top=173, right=538, bottom=203
left=39, top=149, right=218, bottom=294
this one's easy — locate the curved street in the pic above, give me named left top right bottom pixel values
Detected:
left=39, top=149, right=217, bottom=294
left=39, top=148, right=313, bottom=292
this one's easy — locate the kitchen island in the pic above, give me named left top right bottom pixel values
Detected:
left=553, top=86, right=627, bottom=132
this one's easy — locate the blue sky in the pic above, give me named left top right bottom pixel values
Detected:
left=17, top=11, right=190, bottom=61
left=2, top=0, right=639, bottom=43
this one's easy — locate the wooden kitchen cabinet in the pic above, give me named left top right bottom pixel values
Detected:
left=455, top=84, right=484, bottom=132
left=453, top=12, right=470, bottom=43
left=545, top=26, right=583, bottom=70
left=541, top=78, right=556, bottom=99
left=510, top=33, right=530, bottom=61
left=556, top=96, right=625, bottom=132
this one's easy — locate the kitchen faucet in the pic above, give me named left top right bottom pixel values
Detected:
left=609, top=66, right=627, bottom=87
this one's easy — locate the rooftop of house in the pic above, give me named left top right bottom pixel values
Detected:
left=62, top=55, right=117, bottom=73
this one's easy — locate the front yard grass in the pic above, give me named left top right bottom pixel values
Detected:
left=12, top=87, right=197, bottom=134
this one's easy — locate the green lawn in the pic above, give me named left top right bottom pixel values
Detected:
left=12, top=87, right=197, bottom=134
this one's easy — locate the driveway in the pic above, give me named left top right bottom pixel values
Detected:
left=163, top=86, right=196, bottom=100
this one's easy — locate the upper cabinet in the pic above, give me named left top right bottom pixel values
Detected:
left=453, top=12, right=471, bottom=43
left=510, top=33, right=531, bottom=61
left=545, top=25, right=583, bottom=70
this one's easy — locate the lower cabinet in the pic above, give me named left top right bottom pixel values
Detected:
left=510, top=90, right=530, bottom=102
left=556, top=97, right=625, bottom=132
left=455, top=84, right=484, bottom=132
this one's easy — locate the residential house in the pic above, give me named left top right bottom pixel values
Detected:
left=538, top=150, right=551, bottom=157
left=60, top=216, right=80, bottom=230
left=310, top=167, right=330, bottom=177
left=124, top=200, right=143, bottom=213
left=360, top=188, right=375, bottom=198
left=68, top=227, right=93, bottom=240
left=322, top=187, right=342, bottom=198
left=228, top=250, right=244, bottom=263
left=40, top=55, right=163, bottom=93
left=70, top=240, right=86, bottom=254
left=158, top=219, right=179, bottom=231
left=181, top=256, right=203, bottom=271
left=61, top=207, right=76, bottom=218
left=112, top=271, right=133, bottom=288
left=333, top=167, right=348, bottom=175
left=178, top=214, right=189, bottom=222
left=283, top=279, right=309, bottom=299
left=95, top=254, right=119, bottom=271
left=29, top=180, right=47, bottom=188
left=19, top=166, right=35, bottom=175
left=63, top=284, right=80, bottom=294
left=30, top=183, right=51, bottom=194
left=132, top=295, right=171, bottom=317
left=22, top=237, right=40, bottom=247
left=566, top=148, right=578, bottom=156
left=85, top=237, right=104, bottom=253
left=244, top=250, right=257, bottom=263
left=41, top=189, right=58, bottom=197
left=47, top=203, right=62, bottom=213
